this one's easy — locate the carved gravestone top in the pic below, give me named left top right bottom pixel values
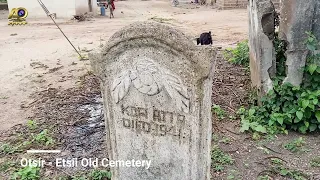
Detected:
left=90, top=21, right=216, bottom=180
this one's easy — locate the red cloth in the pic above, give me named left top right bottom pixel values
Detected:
left=111, top=1, right=115, bottom=10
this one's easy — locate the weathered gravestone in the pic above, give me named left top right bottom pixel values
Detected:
left=90, top=21, right=216, bottom=180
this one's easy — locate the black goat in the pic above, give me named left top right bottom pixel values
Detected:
left=196, top=31, right=213, bottom=45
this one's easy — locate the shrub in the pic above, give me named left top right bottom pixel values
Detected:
left=223, top=40, right=250, bottom=67
left=240, top=32, right=320, bottom=134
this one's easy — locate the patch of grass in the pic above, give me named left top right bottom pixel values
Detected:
left=0, top=143, right=22, bottom=155
left=89, top=169, right=112, bottom=180
left=211, top=145, right=234, bottom=172
left=11, top=166, right=40, bottom=180
left=219, top=137, right=231, bottom=144
left=310, top=156, right=320, bottom=167
left=71, top=176, right=87, bottom=180
left=223, top=40, right=249, bottom=68
left=270, top=158, right=283, bottom=165
left=33, top=129, right=54, bottom=146
left=0, top=161, right=15, bottom=172
left=227, top=169, right=240, bottom=180
left=283, top=137, right=306, bottom=153
left=260, top=157, right=310, bottom=180
left=212, top=104, right=226, bottom=120
left=212, top=135, right=219, bottom=142
left=278, top=167, right=308, bottom=180
left=27, top=120, right=38, bottom=130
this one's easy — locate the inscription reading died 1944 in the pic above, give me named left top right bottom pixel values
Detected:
left=120, top=105, right=188, bottom=140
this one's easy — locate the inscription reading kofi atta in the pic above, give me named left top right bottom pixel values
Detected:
left=121, top=105, right=188, bottom=139
left=111, top=59, right=190, bottom=113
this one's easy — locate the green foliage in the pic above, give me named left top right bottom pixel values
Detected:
left=211, top=145, right=234, bottom=172
left=240, top=33, right=320, bottom=134
left=0, top=143, right=21, bottom=155
left=89, top=169, right=112, bottom=180
left=271, top=158, right=283, bottom=165
left=278, top=168, right=308, bottom=180
left=259, top=158, right=309, bottom=180
left=274, top=32, right=287, bottom=78
left=27, top=120, right=38, bottom=130
left=224, top=40, right=250, bottom=67
left=11, top=166, right=40, bottom=180
left=283, top=137, right=306, bottom=153
left=0, top=161, right=15, bottom=172
left=310, top=156, right=320, bottom=167
left=33, top=129, right=54, bottom=146
left=303, top=32, right=320, bottom=91
left=219, top=137, right=231, bottom=144
left=227, top=170, right=240, bottom=180
left=212, top=104, right=226, bottom=120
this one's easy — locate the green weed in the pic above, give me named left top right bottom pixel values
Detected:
left=0, top=161, right=15, bottom=172
left=33, top=129, right=54, bottom=146
left=260, top=158, right=309, bottom=180
left=219, top=137, right=231, bottom=144
left=0, top=143, right=21, bottom=155
left=211, top=145, right=234, bottom=172
left=310, top=156, right=320, bottom=167
left=227, top=169, right=240, bottom=180
left=223, top=40, right=250, bottom=68
left=27, top=120, right=38, bottom=130
left=11, top=166, right=40, bottom=180
left=283, top=137, right=306, bottom=153
left=89, top=169, right=112, bottom=180
left=212, top=105, right=226, bottom=120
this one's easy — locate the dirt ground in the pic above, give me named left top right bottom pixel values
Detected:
left=1, top=0, right=319, bottom=180
left=0, top=0, right=248, bottom=131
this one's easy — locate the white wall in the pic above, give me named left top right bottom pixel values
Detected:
left=7, top=0, right=76, bottom=19
left=75, top=0, right=98, bottom=15
left=75, top=0, right=88, bottom=15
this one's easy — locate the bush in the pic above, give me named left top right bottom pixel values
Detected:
left=223, top=40, right=250, bottom=68
left=11, top=166, right=40, bottom=180
left=240, top=32, right=320, bottom=134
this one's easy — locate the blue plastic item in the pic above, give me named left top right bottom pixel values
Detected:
left=100, top=6, right=105, bottom=16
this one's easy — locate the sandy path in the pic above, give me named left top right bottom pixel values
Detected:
left=0, top=0, right=248, bottom=131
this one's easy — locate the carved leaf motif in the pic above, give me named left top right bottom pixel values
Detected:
left=112, top=70, right=131, bottom=103
left=162, top=71, right=190, bottom=113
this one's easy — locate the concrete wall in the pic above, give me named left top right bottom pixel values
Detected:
left=76, top=0, right=89, bottom=14
left=7, top=0, right=76, bottom=19
left=76, top=0, right=98, bottom=15
left=216, top=0, right=280, bottom=9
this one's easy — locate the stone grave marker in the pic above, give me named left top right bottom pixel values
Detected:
left=90, top=21, right=216, bottom=180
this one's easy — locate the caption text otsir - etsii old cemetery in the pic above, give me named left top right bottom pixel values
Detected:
left=0, top=0, right=320, bottom=180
